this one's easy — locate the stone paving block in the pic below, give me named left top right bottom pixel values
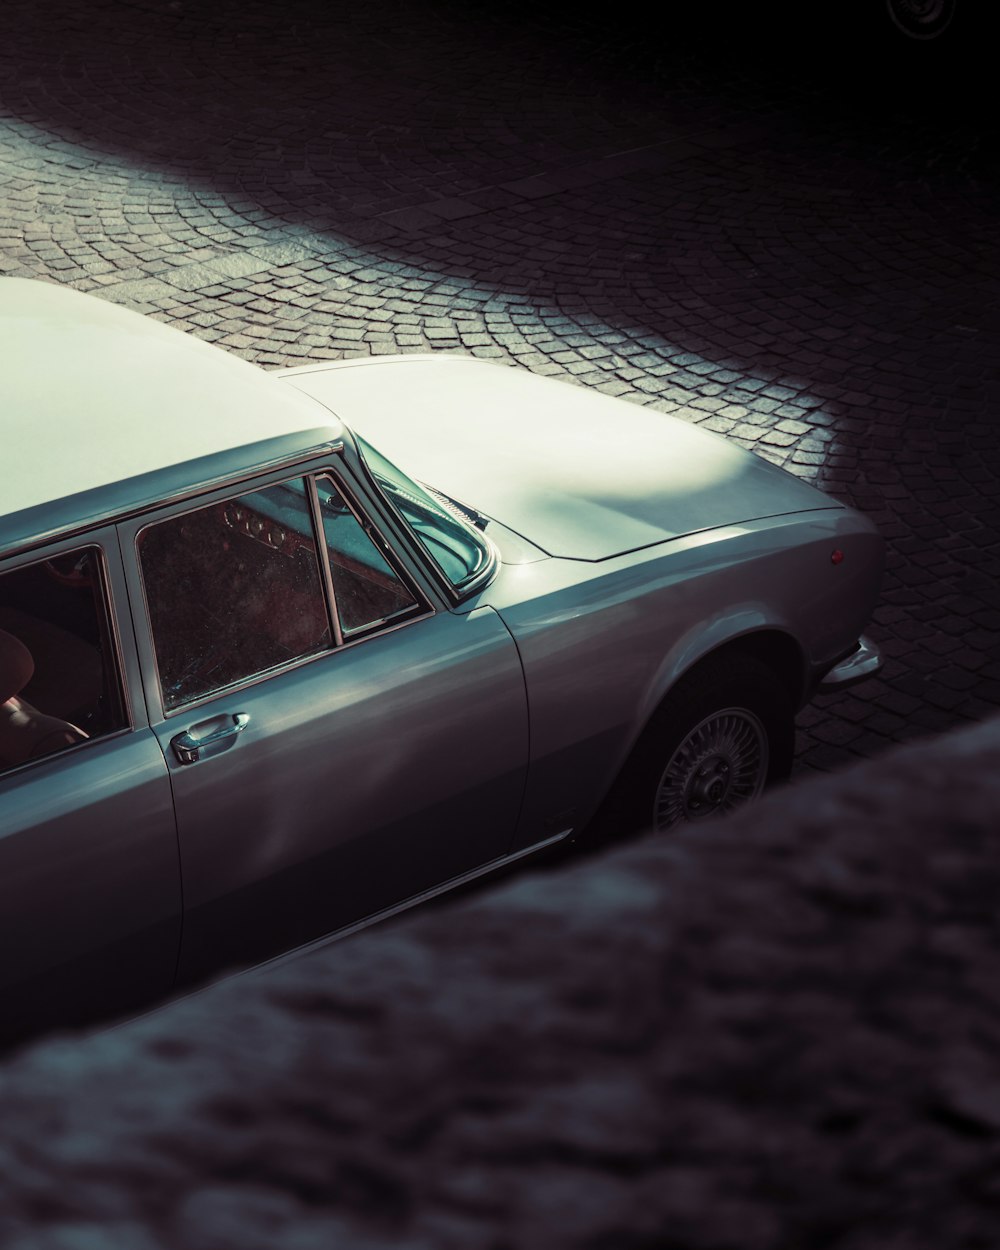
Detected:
left=163, top=256, right=259, bottom=291
left=98, top=277, right=186, bottom=308
left=422, top=197, right=486, bottom=221
left=501, top=174, right=564, bottom=200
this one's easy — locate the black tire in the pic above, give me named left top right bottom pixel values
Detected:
left=588, top=655, right=794, bottom=842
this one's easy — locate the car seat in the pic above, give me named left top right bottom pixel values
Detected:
left=0, top=628, right=89, bottom=768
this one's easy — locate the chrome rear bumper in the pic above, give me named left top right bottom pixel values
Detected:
left=817, top=635, right=883, bottom=693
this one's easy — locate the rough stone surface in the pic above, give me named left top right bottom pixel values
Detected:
left=3, top=717, right=1000, bottom=1248
left=1, top=0, right=998, bottom=778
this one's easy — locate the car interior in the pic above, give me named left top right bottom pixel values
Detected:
left=137, top=493, right=334, bottom=711
left=137, top=477, right=421, bottom=709
left=0, top=549, right=122, bottom=771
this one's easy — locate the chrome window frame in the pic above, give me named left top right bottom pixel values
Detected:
left=352, top=437, right=499, bottom=605
left=306, top=475, right=345, bottom=650
left=127, top=456, right=435, bottom=721
left=311, top=469, right=427, bottom=642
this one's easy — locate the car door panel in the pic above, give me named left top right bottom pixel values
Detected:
left=0, top=733, right=181, bottom=1042
left=0, top=532, right=181, bottom=1047
left=139, top=602, right=527, bottom=988
left=118, top=460, right=529, bottom=989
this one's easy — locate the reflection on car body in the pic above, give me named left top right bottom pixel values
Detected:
left=0, top=278, right=884, bottom=1047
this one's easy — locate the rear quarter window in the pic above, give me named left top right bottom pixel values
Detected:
left=0, top=547, right=127, bottom=774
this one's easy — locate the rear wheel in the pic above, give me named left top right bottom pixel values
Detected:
left=591, top=656, right=794, bottom=840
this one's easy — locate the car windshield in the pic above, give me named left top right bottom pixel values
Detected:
left=356, top=436, right=492, bottom=591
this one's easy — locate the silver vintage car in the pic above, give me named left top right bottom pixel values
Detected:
left=0, top=279, right=883, bottom=1044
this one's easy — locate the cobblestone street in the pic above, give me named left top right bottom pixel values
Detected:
left=2, top=0, right=998, bottom=779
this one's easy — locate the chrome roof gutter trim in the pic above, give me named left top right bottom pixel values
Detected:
left=1, top=429, right=343, bottom=559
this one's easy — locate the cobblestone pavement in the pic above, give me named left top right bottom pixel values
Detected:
left=2, top=0, right=998, bottom=778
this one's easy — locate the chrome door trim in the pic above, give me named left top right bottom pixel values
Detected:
left=93, top=541, right=136, bottom=732
left=122, top=826, right=575, bottom=1026
left=0, top=725, right=135, bottom=783
left=240, top=827, right=574, bottom=976
left=306, top=473, right=345, bottom=649
left=154, top=610, right=439, bottom=721
left=311, top=467, right=430, bottom=641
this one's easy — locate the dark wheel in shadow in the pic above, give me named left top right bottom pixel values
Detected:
left=589, top=655, right=795, bottom=842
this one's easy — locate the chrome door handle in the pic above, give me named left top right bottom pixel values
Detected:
left=171, top=713, right=250, bottom=765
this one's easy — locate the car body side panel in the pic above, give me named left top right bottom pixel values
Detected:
left=126, top=605, right=529, bottom=990
left=0, top=525, right=181, bottom=1046
left=478, top=508, right=883, bottom=852
left=0, top=732, right=181, bottom=1045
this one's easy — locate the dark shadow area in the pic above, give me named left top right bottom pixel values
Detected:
left=4, top=0, right=995, bottom=221
left=4, top=0, right=994, bottom=329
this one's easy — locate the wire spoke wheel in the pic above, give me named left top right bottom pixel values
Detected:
left=653, top=707, right=768, bottom=830
left=583, top=655, right=793, bottom=847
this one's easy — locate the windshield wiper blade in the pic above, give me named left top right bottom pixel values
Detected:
left=420, top=483, right=489, bottom=531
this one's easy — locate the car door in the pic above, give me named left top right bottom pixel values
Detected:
left=119, top=455, right=529, bottom=989
left=0, top=529, right=181, bottom=1047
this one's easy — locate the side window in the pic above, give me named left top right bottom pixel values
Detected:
left=314, top=474, right=421, bottom=636
left=137, top=478, right=331, bottom=710
left=0, top=547, right=127, bottom=775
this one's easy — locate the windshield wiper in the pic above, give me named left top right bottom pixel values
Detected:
left=420, top=483, right=489, bottom=532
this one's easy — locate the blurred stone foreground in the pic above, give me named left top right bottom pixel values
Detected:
left=2, top=721, right=1000, bottom=1250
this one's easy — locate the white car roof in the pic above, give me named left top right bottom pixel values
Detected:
left=0, top=279, right=342, bottom=530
